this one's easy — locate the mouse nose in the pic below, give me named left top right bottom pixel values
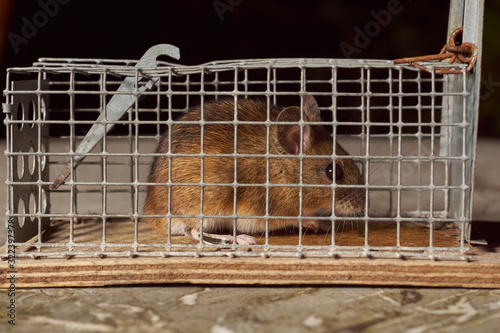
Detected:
left=356, top=190, right=367, bottom=214
left=312, top=209, right=332, bottom=218
left=357, top=196, right=366, bottom=215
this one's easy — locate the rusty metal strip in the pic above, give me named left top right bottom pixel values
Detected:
left=394, top=27, right=477, bottom=74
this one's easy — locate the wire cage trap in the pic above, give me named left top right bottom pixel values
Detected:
left=2, top=0, right=497, bottom=288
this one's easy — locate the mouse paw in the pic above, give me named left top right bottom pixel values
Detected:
left=209, top=233, right=256, bottom=245
left=233, top=234, right=257, bottom=245
left=189, top=230, right=257, bottom=245
left=302, top=219, right=320, bottom=232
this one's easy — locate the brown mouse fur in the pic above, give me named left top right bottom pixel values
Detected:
left=143, top=95, right=365, bottom=244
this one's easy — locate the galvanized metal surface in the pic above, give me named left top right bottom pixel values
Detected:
left=2, top=0, right=485, bottom=261
left=444, top=0, right=484, bottom=242
left=3, top=80, right=50, bottom=242
left=3, top=58, right=474, bottom=260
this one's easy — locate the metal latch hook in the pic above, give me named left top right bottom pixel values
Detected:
left=51, top=44, right=181, bottom=190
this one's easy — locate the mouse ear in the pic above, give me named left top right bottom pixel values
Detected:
left=303, top=95, right=321, bottom=121
left=276, top=106, right=312, bottom=155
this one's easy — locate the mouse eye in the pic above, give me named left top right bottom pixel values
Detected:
left=326, top=163, right=344, bottom=182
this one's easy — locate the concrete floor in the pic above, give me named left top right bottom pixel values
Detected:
left=1, top=139, right=500, bottom=332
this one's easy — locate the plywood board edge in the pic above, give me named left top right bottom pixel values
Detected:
left=1, top=257, right=499, bottom=289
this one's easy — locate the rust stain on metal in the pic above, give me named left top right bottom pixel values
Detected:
left=394, top=27, right=477, bottom=74
left=50, top=163, right=73, bottom=190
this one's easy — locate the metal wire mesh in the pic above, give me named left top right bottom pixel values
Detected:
left=3, top=58, right=474, bottom=260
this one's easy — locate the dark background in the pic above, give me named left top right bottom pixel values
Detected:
left=1, top=0, right=499, bottom=138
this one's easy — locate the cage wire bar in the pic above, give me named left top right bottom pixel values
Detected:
left=2, top=1, right=483, bottom=261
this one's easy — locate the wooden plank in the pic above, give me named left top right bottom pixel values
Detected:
left=1, top=255, right=500, bottom=288
left=2, top=218, right=498, bottom=288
